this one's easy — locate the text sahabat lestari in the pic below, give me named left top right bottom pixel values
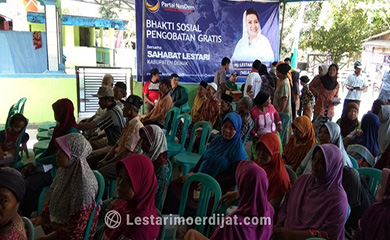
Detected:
left=145, top=20, right=222, bottom=44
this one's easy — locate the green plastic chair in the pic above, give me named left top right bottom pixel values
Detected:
left=164, top=107, right=181, bottom=141
left=37, top=122, right=57, bottom=132
left=167, top=158, right=173, bottom=181
left=37, top=168, right=57, bottom=215
left=12, top=119, right=29, bottom=169
left=22, top=217, right=34, bottom=240
left=348, top=155, right=359, bottom=169
left=173, top=121, right=213, bottom=175
left=0, top=104, right=18, bottom=131
left=83, top=171, right=105, bottom=240
left=156, top=210, right=165, bottom=240
left=33, top=140, right=51, bottom=155
left=357, top=168, right=382, bottom=196
left=179, top=87, right=191, bottom=113
left=179, top=173, right=222, bottom=237
left=107, top=179, right=117, bottom=199
left=16, top=97, right=27, bottom=115
left=242, top=121, right=254, bottom=146
left=285, top=164, right=298, bottom=186
left=36, top=131, right=52, bottom=141
left=167, top=114, right=192, bottom=159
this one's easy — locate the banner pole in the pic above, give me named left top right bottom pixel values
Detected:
left=279, top=1, right=286, bottom=59
left=141, top=0, right=146, bottom=114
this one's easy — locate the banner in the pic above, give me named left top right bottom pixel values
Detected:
left=136, top=0, right=280, bottom=83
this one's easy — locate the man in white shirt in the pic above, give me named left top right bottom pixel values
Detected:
left=244, top=60, right=262, bottom=99
left=214, top=57, right=230, bottom=99
left=343, top=61, right=368, bottom=116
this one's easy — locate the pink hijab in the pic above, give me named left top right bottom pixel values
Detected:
left=210, top=161, right=274, bottom=240
left=104, top=154, right=160, bottom=240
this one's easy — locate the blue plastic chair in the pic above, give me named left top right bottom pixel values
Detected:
left=167, top=114, right=192, bottom=159
left=16, top=97, right=27, bottom=115
left=173, top=121, right=213, bottom=175
left=179, top=173, right=222, bottom=237
left=22, top=217, right=34, bottom=240
left=37, top=122, right=57, bottom=132
left=357, top=168, right=382, bottom=196
left=348, top=154, right=359, bottom=169
left=83, top=171, right=105, bottom=240
left=164, top=107, right=181, bottom=142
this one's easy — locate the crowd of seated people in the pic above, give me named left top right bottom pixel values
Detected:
left=1, top=59, right=390, bottom=240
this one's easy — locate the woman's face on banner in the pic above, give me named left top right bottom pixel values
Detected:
left=246, top=14, right=259, bottom=39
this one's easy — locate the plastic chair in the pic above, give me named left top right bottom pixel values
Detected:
left=348, top=154, right=359, bottom=169
left=173, top=121, right=213, bottom=175
left=33, top=140, right=51, bottom=155
left=37, top=122, right=57, bottom=132
left=164, top=107, right=181, bottom=142
left=22, top=217, right=35, bottom=240
left=107, top=179, right=117, bottom=199
left=36, top=131, right=52, bottom=141
left=285, top=164, right=298, bottom=186
left=167, top=114, right=192, bottom=159
left=83, top=171, right=105, bottom=240
left=12, top=119, right=29, bottom=169
left=16, top=97, right=27, bottom=115
left=37, top=168, right=57, bottom=215
left=156, top=210, right=165, bottom=240
left=0, top=104, right=18, bottom=131
left=242, top=121, right=254, bottom=146
left=357, top=168, right=382, bottom=196
left=167, top=158, right=173, bottom=181
left=179, top=173, right=222, bottom=236
left=180, top=87, right=191, bottom=113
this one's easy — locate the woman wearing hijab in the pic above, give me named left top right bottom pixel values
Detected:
left=231, top=8, right=274, bottom=63
left=273, top=144, right=348, bottom=240
left=378, top=105, right=390, bottom=155
left=184, top=161, right=274, bottom=240
left=34, top=133, right=98, bottom=240
left=370, top=99, right=386, bottom=116
left=311, top=64, right=328, bottom=81
left=337, top=102, right=361, bottom=138
left=163, top=112, right=248, bottom=215
left=310, top=64, right=340, bottom=132
left=20, top=98, right=80, bottom=217
left=346, top=113, right=380, bottom=167
left=101, top=155, right=160, bottom=240
left=0, top=167, right=27, bottom=240
left=378, top=70, right=390, bottom=102
left=255, top=133, right=290, bottom=213
left=354, top=168, right=390, bottom=240
left=139, top=125, right=169, bottom=211
left=283, top=116, right=316, bottom=171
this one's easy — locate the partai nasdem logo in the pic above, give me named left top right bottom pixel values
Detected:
left=146, top=0, right=160, bottom=13
left=105, top=210, right=122, bottom=229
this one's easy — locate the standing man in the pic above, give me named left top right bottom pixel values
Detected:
left=343, top=61, right=368, bottom=116
left=244, top=60, right=262, bottom=99
left=214, top=57, right=230, bottom=99
left=143, top=68, right=161, bottom=113
left=285, top=57, right=300, bottom=120
left=170, top=73, right=189, bottom=108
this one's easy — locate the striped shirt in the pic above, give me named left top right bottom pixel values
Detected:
left=94, top=102, right=125, bottom=145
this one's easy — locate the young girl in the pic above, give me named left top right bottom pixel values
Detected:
left=0, top=113, right=29, bottom=166
left=299, top=75, right=315, bottom=120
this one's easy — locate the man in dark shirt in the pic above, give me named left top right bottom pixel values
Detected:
left=169, top=73, right=188, bottom=108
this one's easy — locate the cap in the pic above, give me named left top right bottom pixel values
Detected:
left=122, top=95, right=143, bottom=109
left=209, top=82, right=218, bottom=92
left=221, top=93, right=234, bottom=103
left=300, top=76, right=310, bottom=84
left=354, top=61, right=362, bottom=69
left=200, top=80, right=208, bottom=89
left=276, top=63, right=291, bottom=75
left=115, top=82, right=127, bottom=91
left=229, top=72, right=238, bottom=77
left=151, top=68, right=162, bottom=75
left=93, top=86, right=114, bottom=98
left=160, top=77, right=171, bottom=88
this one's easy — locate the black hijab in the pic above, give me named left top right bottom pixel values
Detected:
left=320, top=63, right=339, bottom=90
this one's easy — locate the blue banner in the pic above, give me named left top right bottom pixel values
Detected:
left=136, top=0, right=280, bottom=83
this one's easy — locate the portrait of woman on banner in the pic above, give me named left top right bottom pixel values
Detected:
left=231, top=8, right=275, bottom=63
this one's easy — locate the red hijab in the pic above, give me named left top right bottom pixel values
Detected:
left=255, top=133, right=290, bottom=200
left=45, top=99, right=78, bottom=156
left=104, top=154, right=160, bottom=240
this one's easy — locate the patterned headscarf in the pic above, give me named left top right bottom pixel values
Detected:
left=49, top=133, right=98, bottom=224
left=139, top=125, right=167, bottom=162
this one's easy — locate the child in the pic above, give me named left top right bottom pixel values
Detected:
left=0, top=113, right=29, bottom=166
left=299, top=76, right=315, bottom=120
